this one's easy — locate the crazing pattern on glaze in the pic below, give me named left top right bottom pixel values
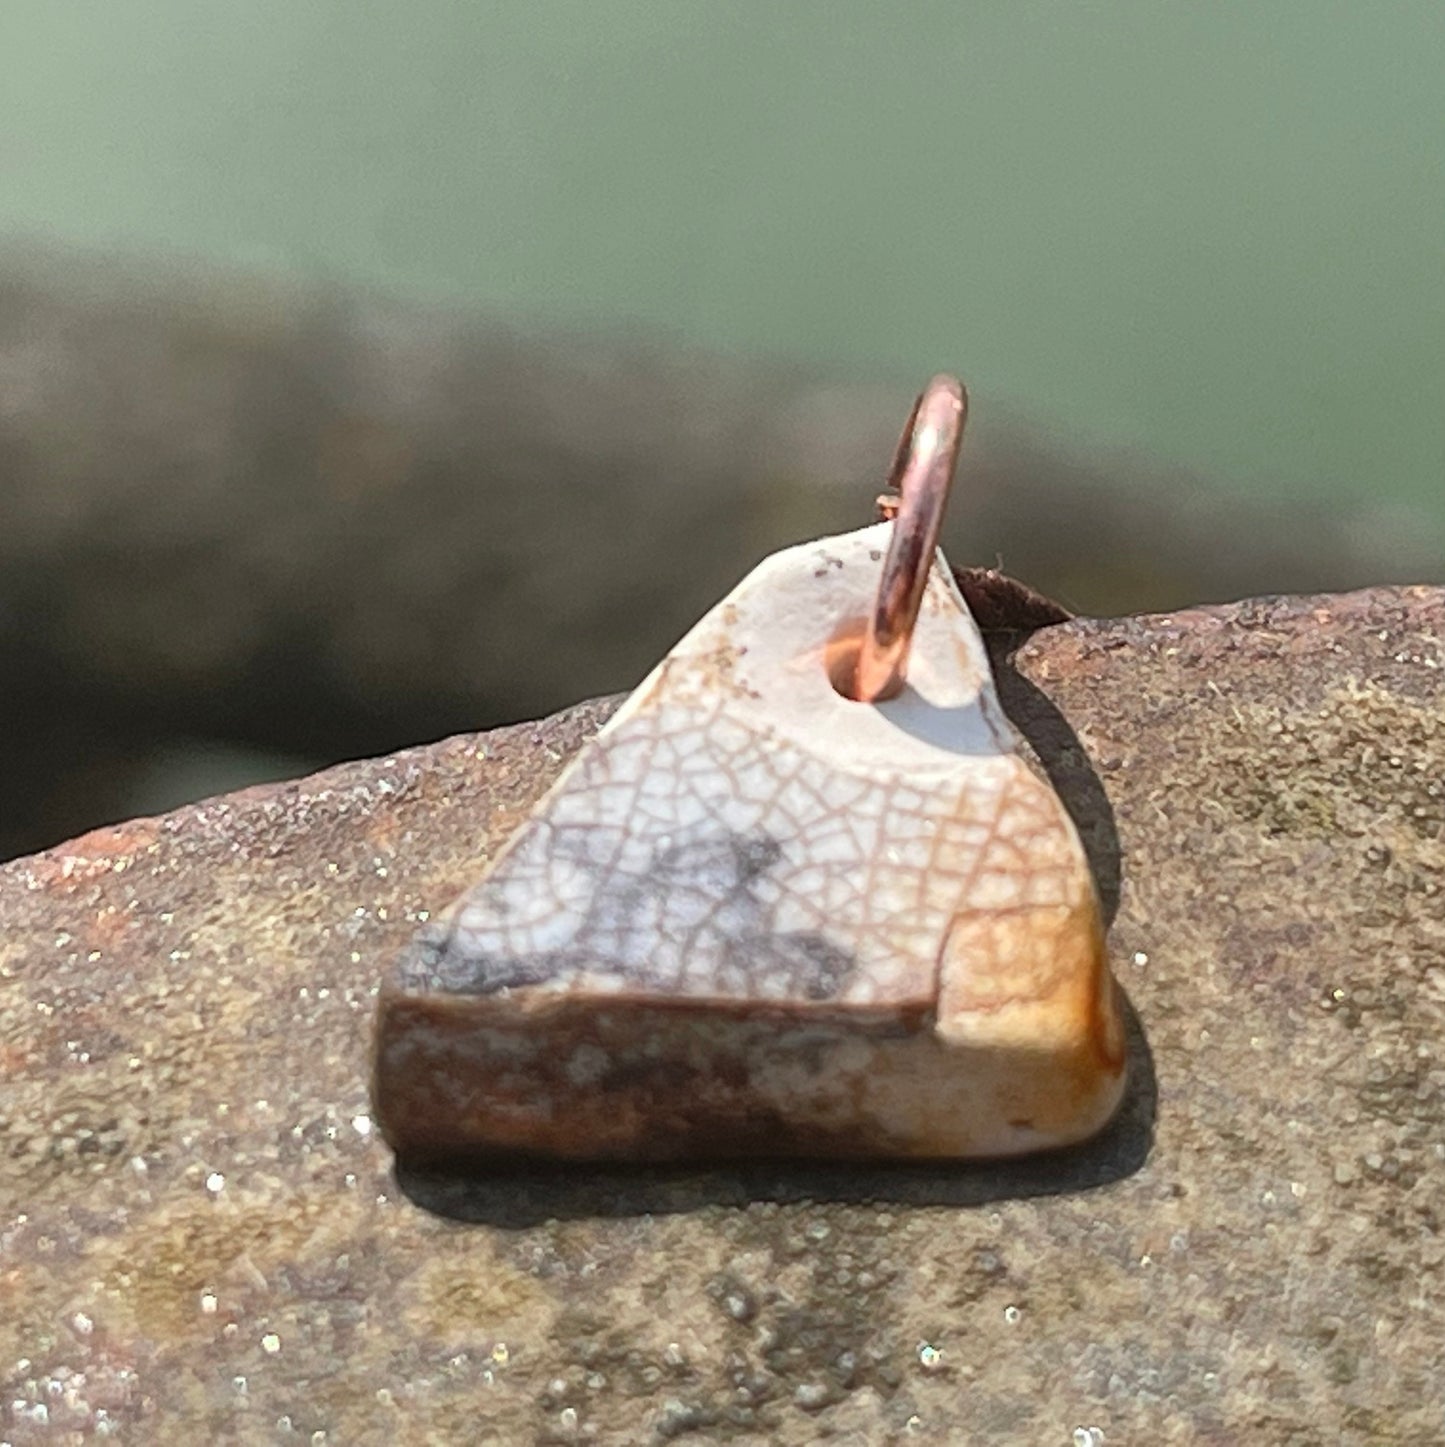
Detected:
left=407, top=703, right=1082, bottom=1005
left=402, top=524, right=1091, bottom=1009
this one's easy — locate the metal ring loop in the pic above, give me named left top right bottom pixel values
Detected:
left=852, top=374, right=968, bottom=702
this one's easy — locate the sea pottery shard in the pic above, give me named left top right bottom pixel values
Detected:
left=373, top=523, right=1127, bottom=1162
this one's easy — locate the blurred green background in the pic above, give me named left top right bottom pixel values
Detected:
left=2, top=2, right=1443, bottom=859
left=4, top=0, right=1442, bottom=515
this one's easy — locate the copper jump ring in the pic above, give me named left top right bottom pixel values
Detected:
left=852, top=373, right=969, bottom=702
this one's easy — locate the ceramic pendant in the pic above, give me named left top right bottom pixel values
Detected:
left=373, top=377, right=1126, bottom=1162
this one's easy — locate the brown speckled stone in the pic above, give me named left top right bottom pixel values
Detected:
left=3, top=586, right=1444, bottom=1444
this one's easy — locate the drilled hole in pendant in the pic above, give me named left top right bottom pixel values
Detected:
left=825, top=621, right=903, bottom=703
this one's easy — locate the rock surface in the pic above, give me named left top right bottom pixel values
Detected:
left=3, top=584, right=1444, bottom=1444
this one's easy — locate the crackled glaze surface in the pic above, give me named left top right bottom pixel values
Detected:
left=378, top=525, right=1125, bottom=1160
left=407, top=527, right=1090, bottom=1001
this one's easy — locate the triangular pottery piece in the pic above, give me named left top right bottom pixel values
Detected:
left=374, top=524, right=1126, bottom=1162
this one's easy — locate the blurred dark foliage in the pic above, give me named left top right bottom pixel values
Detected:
left=1, top=249, right=1437, bottom=859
